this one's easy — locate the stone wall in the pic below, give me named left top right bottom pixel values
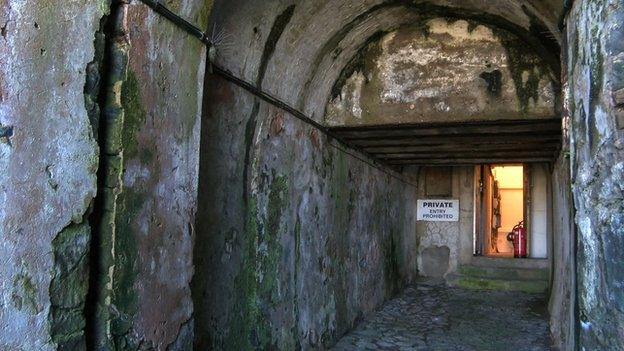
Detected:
left=0, top=0, right=106, bottom=349
left=0, top=0, right=212, bottom=349
left=193, top=74, right=419, bottom=350
left=88, top=0, right=213, bottom=349
left=549, top=153, right=576, bottom=350
left=566, top=0, right=624, bottom=349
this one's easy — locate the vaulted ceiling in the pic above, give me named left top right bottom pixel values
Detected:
left=209, top=0, right=565, bottom=165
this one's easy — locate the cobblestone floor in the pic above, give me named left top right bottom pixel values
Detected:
left=332, top=282, right=550, bottom=351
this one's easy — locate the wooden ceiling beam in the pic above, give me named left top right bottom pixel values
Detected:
left=387, top=157, right=554, bottom=165
left=379, top=151, right=556, bottom=160
left=329, top=118, right=561, bottom=132
left=327, top=119, right=563, bottom=166
left=365, top=142, right=561, bottom=154
left=331, top=119, right=562, bottom=139
left=348, top=134, right=561, bottom=147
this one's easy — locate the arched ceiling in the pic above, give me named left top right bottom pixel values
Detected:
left=325, top=20, right=559, bottom=126
left=207, top=0, right=564, bottom=165
left=209, top=0, right=562, bottom=120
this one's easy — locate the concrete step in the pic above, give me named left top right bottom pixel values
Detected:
left=447, top=262, right=550, bottom=293
left=470, top=256, right=549, bottom=270
left=458, top=265, right=550, bottom=281
left=446, top=273, right=549, bottom=293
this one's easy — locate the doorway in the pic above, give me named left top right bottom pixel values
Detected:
left=474, top=164, right=530, bottom=258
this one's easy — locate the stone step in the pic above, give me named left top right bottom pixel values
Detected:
left=446, top=273, right=549, bottom=293
left=458, top=265, right=550, bottom=281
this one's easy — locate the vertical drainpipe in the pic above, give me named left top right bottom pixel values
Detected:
left=86, top=0, right=130, bottom=348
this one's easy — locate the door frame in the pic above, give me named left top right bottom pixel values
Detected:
left=473, top=163, right=529, bottom=257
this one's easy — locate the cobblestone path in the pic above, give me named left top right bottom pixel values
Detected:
left=332, top=282, right=550, bottom=351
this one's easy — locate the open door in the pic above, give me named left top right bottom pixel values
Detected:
left=474, top=166, right=482, bottom=256
left=474, top=165, right=495, bottom=256
left=475, top=164, right=527, bottom=258
left=523, top=164, right=532, bottom=258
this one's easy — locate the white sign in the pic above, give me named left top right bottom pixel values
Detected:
left=417, top=199, right=459, bottom=222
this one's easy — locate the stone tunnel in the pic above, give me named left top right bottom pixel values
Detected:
left=0, top=0, right=623, bottom=350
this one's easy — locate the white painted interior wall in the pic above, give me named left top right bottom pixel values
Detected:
left=497, top=189, right=523, bottom=252
left=530, top=164, right=549, bottom=258
left=492, top=166, right=524, bottom=254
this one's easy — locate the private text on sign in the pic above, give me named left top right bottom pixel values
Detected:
left=417, top=199, right=459, bottom=222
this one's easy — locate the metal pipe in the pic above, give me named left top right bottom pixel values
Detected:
left=139, top=0, right=210, bottom=44
left=136, top=0, right=417, bottom=187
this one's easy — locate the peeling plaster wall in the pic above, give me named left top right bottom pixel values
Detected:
left=90, top=0, right=213, bottom=349
left=566, top=0, right=624, bottom=349
left=0, top=0, right=214, bottom=346
left=0, top=0, right=106, bottom=349
left=326, top=19, right=558, bottom=126
left=193, top=74, right=419, bottom=350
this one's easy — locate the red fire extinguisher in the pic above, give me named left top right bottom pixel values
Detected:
left=506, top=221, right=527, bottom=258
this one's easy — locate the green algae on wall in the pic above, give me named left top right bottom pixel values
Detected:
left=93, top=0, right=213, bottom=347
left=225, top=197, right=271, bottom=351
left=11, top=272, right=39, bottom=315
left=49, top=223, right=91, bottom=350
left=110, top=189, right=141, bottom=349
left=227, top=197, right=262, bottom=350
left=87, top=12, right=129, bottom=347
left=86, top=15, right=143, bottom=347
left=107, top=67, right=149, bottom=349
left=198, top=92, right=419, bottom=349
left=327, top=150, right=356, bottom=337
left=383, top=232, right=400, bottom=296
left=260, top=174, right=288, bottom=305
left=120, top=70, right=147, bottom=158
left=495, top=29, right=557, bottom=115
left=223, top=173, right=290, bottom=350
